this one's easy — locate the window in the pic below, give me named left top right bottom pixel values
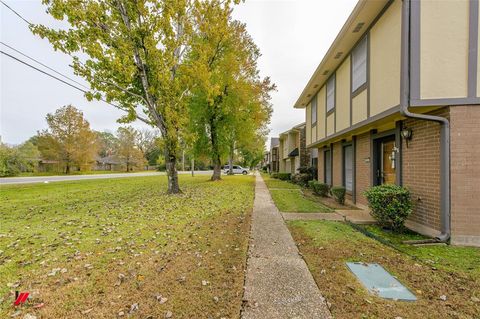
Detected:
left=343, top=145, right=353, bottom=192
left=352, top=36, right=367, bottom=92
left=326, top=75, right=335, bottom=112
left=311, top=94, right=317, bottom=125
left=324, top=149, right=332, bottom=185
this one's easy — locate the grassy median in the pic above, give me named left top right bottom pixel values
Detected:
left=0, top=175, right=254, bottom=318
left=261, top=174, right=331, bottom=213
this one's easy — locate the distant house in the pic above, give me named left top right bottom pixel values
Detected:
left=95, top=155, right=122, bottom=171
left=278, top=123, right=309, bottom=175
left=37, top=159, right=60, bottom=172
left=294, top=0, right=480, bottom=246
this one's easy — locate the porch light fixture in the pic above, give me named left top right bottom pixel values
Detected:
left=401, top=128, right=413, bottom=147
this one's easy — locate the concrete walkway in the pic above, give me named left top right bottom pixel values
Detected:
left=241, top=173, right=331, bottom=319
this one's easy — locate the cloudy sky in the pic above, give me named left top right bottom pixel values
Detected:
left=1, top=0, right=357, bottom=146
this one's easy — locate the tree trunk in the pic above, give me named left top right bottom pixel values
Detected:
left=210, top=118, right=222, bottom=181
left=228, top=143, right=234, bottom=175
left=211, top=154, right=222, bottom=181
left=65, top=163, right=70, bottom=174
left=165, top=150, right=181, bottom=194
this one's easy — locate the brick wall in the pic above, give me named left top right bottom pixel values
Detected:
left=450, top=105, right=480, bottom=246
left=332, top=142, right=342, bottom=186
left=355, top=132, right=371, bottom=206
left=402, top=108, right=448, bottom=234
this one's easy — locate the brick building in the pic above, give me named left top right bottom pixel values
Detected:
left=295, top=0, right=480, bottom=246
left=278, top=123, right=309, bottom=175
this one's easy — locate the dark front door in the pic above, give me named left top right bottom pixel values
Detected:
left=374, top=136, right=397, bottom=185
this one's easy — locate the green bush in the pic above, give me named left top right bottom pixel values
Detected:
left=277, top=173, right=291, bottom=181
left=271, top=173, right=279, bottom=179
left=307, top=180, right=316, bottom=189
left=331, top=186, right=346, bottom=205
left=292, top=173, right=310, bottom=186
left=312, top=182, right=330, bottom=197
left=364, top=184, right=412, bottom=231
left=297, top=166, right=317, bottom=181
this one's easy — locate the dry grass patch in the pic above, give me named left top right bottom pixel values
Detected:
left=288, top=221, right=480, bottom=319
left=0, top=175, right=254, bottom=318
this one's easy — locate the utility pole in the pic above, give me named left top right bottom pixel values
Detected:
left=182, top=150, right=185, bottom=172
left=191, top=157, right=194, bottom=177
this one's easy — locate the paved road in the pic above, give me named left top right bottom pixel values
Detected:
left=0, top=170, right=214, bottom=185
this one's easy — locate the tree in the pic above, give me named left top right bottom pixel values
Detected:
left=31, top=0, right=218, bottom=193
left=37, top=105, right=98, bottom=173
left=17, top=141, right=41, bottom=172
left=188, top=3, right=274, bottom=180
left=116, top=126, right=146, bottom=172
left=96, top=131, right=119, bottom=158
left=0, top=144, right=24, bottom=177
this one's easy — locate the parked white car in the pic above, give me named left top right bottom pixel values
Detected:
left=223, top=165, right=249, bottom=175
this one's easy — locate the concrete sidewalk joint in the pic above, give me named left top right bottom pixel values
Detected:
left=241, top=173, right=331, bottom=319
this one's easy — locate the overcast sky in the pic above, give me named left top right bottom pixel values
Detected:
left=1, top=0, right=357, bottom=146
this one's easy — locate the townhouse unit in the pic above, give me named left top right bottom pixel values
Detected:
left=295, top=0, right=480, bottom=246
left=269, top=137, right=280, bottom=173
left=278, top=123, right=309, bottom=175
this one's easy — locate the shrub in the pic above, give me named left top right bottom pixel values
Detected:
left=331, top=186, right=346, bottom=205
left=364, top=184, right=412, bottom=231
left=277, top=173, right=291, bottom=181
left=292, top=173, right=310, bottom=186
left=297, top=166, right=317, bottom=181
left=271, top=173, right=279, bottom=179
left=307, top=180, right=316, bottom=189
left=313, top=182, right=330, bottom=197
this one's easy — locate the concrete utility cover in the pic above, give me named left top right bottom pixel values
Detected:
left=346, top=262, right=417, bottom=301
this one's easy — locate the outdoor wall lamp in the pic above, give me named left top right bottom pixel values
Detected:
left=401, top=128, right=413, bottom=147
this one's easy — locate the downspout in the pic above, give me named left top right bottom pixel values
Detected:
left=400, top=0, right=450, bottom=242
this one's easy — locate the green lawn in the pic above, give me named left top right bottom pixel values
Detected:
left=288, top=221, right=480, bottom=318
left=261, top=173, right=300, bottom=189
left=269, top=189, right=331, bottom=213
left=361, top=224, right=480, bottom=274
left=0, top=175, right=254, bottom=318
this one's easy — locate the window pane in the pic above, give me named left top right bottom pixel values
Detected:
left=311, top=94, right=317, bottom=124
left=326, top=76, right=335, bottom=112
left=352, top=37, right=367, bottom=92
left=344, top=145, right=353, bottom=191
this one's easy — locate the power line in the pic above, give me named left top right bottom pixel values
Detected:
left=1, top=1, right=152, bottom=124
left=0, top=49, right=124, bottom=112
left=0, top=0, right=32, bottom=25
left=1, top=41, right=90, bottom=90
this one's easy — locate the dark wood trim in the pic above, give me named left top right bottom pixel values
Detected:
left=352, top=135, right=357, bottom=203
left=308, top=105, right=400, bottom=148
left=369, top=129, right=377, bottom=186
left=301, top=0, right=394, bottom=108
left=366, top=33, right=371, bottom=118
left=352, top=83, right=367, bottom=99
